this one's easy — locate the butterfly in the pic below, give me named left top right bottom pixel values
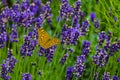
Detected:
left=38, top=28, right=60, bottom=49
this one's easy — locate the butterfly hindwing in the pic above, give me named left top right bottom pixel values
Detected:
left=44, top=38, right=60, bottom=49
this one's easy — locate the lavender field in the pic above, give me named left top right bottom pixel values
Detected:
left=0, top=0, right=120, bottom=80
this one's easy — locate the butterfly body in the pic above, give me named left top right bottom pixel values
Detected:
left=38, top=28, right=60, bottom=49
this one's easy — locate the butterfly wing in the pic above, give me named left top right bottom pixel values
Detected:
left=38, top=28, right=51, bottom=48
left=43, top=38, right=60, bottom=49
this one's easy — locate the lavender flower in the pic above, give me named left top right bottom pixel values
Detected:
left=92, top=49, right=109, bottom=67
left=2, top=0, right=8, bottom=7
left=98, top=31, right=106, bottom=45
left=81, top=20, right=89, bottom=35
left=61, top=24, right=80, bottom=45
left=22, top=73, right=32, bottom=80
left=10, top=24, right=18, bottom=42
left=45, top=46, right=56, bottom=62
left=102, top=72, right=110, bottom=80
left=20, top=35, right=37, bottom=56
left=82, top=40, right=91, bottom=57
left=60, top=0, right=73, bottom=20
left=66, top=66, right=73, bottom=80
left=94, top=72, right=98, bottom=80
left=94, top=19, right=100, bottom=29
left=34, top=14, right=45, bottom=28
left=90, top=12, right=96, bottom=22
left=0, top=24, right=8, bottom=48
left=1, top=49, right=17, bottom=80
left=74, top=1, right=81, bottom=12
left=109, top=43, right=118, bottom=55
left=113, top=75, right=119, bottom=80
left=38, top=46, right=56, bottom=62
left=60, top=53, right=69, bottom=65
left=73, top=55, right=86, bottom=78
left=114, top=16, right=117, bottom=22
left=117, top=58, right=120, bottom=62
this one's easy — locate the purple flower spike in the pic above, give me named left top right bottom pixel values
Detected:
left=94, top=72, right=98, bottom=80
left=94, top=20, right=100, bottom=29
left=1, top=49, right=17, bottom=80
left=61, top=25, right=80, bottom=45
left=38, top=46, right=56, bottom=62
left=113, top=75, right=119, bottom=80
left=73, top=55, right=86, bottom=78
left=102, top=72, right=110, bottom=80
left=117, top=58, right=120, bottom=62
left=82, top=40, right=91, bottom=57
left=10, top=24, right=18, bottom=42
left=2, top=0, right=8, bottom=7
left=114, top=16, right=117, bottom=22
left=92, top=49, right=109, bottom=67
left=45, top=46, right=56, bottom=62
left=66, top=66, right=73, bottom=80
left=22, top=73, right=32, bottom=80
left=90, top=12, right=96, bottom=22
left=81, top=20, right=89, bottom=35
left=60, top=53, right=69, bottom=65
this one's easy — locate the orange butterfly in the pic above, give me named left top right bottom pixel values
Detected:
left=38, top=28, right=60, bottom=49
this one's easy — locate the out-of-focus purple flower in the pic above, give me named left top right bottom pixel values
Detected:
left=74, top=1, right=81, bottom=12
left=81, top=20, right=89, bottom=35
left=60, top=53, right=69, bottom=65
left=22, top=73, right=32, bottom=80
left=117, top=40, right=120, bottom=49
left=117, top=58, right=120, bottom=62
left=113, top=75, right=119, bottom=80
left=33, top=0, right=41, bottom=6
left=73, top=55, right=86, bottom=78
left=92, top=49, right=109, bottom=67
left=114, top=16, right=117, bottom=22
left=94, top=72, right=98, bottom=80
left=1, top=63, right=11, bottom=80
left=20, top=0, right=30, bottom=11
left=38, top=47, right=45, bottom=56
left=72, top=17, right=80, bottom=28
left=2, top=0, right=8, bottom=7
left=61, top=0, right=68, bottom=3
left=82, top=40, right=91, bottom=57
left=61, top=24, right=80, bottom=45
left=102, top=72, right=110, bottom=80
left=30, top=3, right=39, bottom=15
left=66, top=66, right=73, bottom=80
left=90, top=12, right=96, bottom=22
left=94, top=20, right=100, bottom=29
left=38, top=46, right=56, bottom=62
left=7, top=49, right=12, bottom=58
left=67, top=48, right=74, bottom=53
left=109, top=43, right=118, bottom=55
left=10, top=24, right=18, bottom=42
left=98, top=31, right=106, bottom=45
